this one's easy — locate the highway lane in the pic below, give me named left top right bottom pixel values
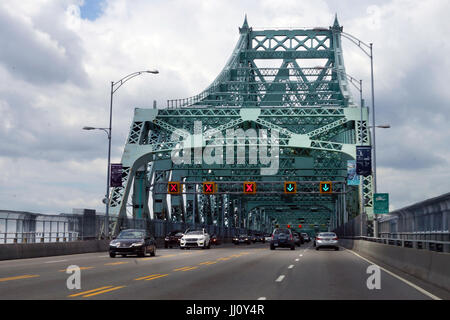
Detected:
left=0, top=242, right=448, bottom=300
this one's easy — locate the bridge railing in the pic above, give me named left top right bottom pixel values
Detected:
left=0, top=231, right=80, bottom=244
left=341, top=235, right=450, bottom=253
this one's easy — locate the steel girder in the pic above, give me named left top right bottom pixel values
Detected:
left=108, top=16, right=373, bottom=235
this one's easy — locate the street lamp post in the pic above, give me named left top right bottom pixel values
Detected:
left=340, top=33, right=377, bottom=191
left=84, top=69, right=158, bottom=239
left=339, top=32, right=381, bottom=236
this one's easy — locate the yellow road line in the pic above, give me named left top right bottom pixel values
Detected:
left=217, top=257, right=230, bottom=261
left=59, top=267, right=94, bottom=272
left=135, top=273, right=166, bottom=281
left=82, top=286, right=125, bottom=298
left=68, top=286, right=113, bottom=297
left=201, top=261, right=217, bottom=265
left=144, top=274, right=169, bottom=281
left=104, top=261, right=129, bottom=266
left=0, top=275, right=40, bottom=282
left=180, top=267, right=198, bottom=271
left=174, top=266, right=192, bottom=271
left=199, top=261, right=215, bottom=265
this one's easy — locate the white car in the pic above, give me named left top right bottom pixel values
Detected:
left=180, top=229, right=211, bottom=249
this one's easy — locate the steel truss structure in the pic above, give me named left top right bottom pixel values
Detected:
left=108, top=16, right=373, bottom=236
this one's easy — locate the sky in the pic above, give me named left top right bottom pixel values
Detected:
left=0, top=0, right=449, bottom=215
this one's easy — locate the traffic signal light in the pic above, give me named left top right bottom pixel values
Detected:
left=287, top=224, right=291, bottom=228
left=298, top=224, right=302, bottom=229
left=284, top=181, right=297, bottom=194
left=168, top=182, right=180, bottom=195
left=243, top=182, right=256, bottom=194
left=202, top=182, right=216, bottom=194
left=319, top=181, right=332, bottom=194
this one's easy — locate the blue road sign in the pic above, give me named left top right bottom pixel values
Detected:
left=356, top=146, right=372, bottom=177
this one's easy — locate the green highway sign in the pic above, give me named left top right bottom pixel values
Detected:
left=373, top=193, right=389, bottom=214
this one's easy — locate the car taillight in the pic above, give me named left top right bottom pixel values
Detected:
left=317, top=237, right=322, bottom=240
left=333, top=237, right=338, bottom=240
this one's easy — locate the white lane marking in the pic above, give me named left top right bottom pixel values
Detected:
left=44, top=259, right=68, bottom=264
left=295, top=258, right=299, bottom=261
left=288, top=265, right=294, bottom=269
left=275, top=275, right=285, bottom=282
left=97, top=255, right=109, bottom=258
left=299, top=254, right=303, bottom=257
left=257, top=297, right=267, bottom=300
left=346, top=248, right=442, bottom=301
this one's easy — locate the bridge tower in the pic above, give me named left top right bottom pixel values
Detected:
left=107, top=15, right=373, bottom=236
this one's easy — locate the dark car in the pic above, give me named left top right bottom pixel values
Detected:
left=270, top=228, right=295, bottom=250
left=109, top=229, right=156, bottom=258
left=253, top=233, right=265, bottom=243
left=301, top=232, right=311, bottom=242
left=233, top=234, right=251, bottom=245
left=210, top=234, right=221, bottom=245
left=164, top=230, right=184, bottom=248
left=292, top=231, right=302, bottom=247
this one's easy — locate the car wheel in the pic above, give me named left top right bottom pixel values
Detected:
left=150, top=246, right=156, bottom=256
left=138, top=247, right=147, bottom=257
left=291, top=245, right=295, bottom=250
left=109, top=252, right=116, bottom=258
left=121, top=254, right=127, bottom=257
left=270, top=244, right=275, bottom=250
left=180, top=247, right=184, bottom=250
left=207, top=242, right=211, bottom=249
left=164, top=243, right=168, bottom=249
left=316, top=247, right=319, bottom=251
left=335, top=247, right=339, bottom=251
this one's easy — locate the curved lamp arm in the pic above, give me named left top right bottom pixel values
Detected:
left=112, top=70, right=159, bottom=94
left=341, top=32, right=372, bottom=58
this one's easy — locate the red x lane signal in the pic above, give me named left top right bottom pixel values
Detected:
left=168, top=182, right=180, bottom=195
left=243, top=182, right=256, bottom=194
left=202, top=182, right=216, bottom=195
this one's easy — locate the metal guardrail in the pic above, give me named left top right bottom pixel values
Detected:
left=344, top=236, right=450, bottom=253
left=0, top=232, right=79, bottom=244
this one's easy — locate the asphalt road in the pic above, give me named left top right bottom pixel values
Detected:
left=0, top=242, right=448, bottom=300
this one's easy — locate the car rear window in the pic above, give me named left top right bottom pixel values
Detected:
left=274, top=229, right=290, bottom=234
left=319, top=233, right=336, bottom=237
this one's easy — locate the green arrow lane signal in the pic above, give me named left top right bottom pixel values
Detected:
left=320, top=181, right=332, bottom=194
left=284, top=181, right=297, bottom=194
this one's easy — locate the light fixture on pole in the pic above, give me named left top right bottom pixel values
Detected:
left=84, top=69, right=159, bottom=239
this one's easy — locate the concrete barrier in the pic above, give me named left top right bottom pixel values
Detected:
left=0, top=240, right=110, bottom=261
left=340, top=239, right=450, bottom=292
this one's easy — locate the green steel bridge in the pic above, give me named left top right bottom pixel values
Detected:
left=107, top=15, right=374, bottom=236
